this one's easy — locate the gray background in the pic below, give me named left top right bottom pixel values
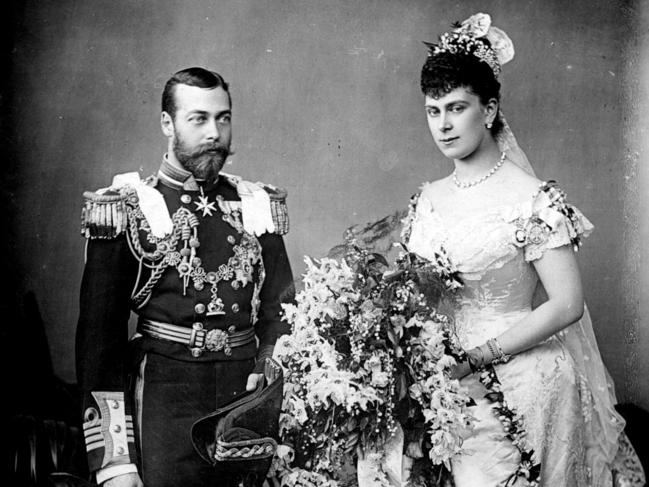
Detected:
left=5, top=0, right=649, bottom=410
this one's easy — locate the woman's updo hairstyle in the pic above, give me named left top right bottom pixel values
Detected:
left=421, top=48, right=504, bottom=137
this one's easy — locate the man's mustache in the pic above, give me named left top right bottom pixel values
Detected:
left=196, top=143, right=231, bottom=157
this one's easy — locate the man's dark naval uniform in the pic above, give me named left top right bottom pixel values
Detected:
left=76, top=158, right=294, bottom=486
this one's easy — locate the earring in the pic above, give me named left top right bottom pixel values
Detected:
left=486, top=121, right=493, bottom=129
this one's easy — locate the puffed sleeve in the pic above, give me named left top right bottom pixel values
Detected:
left=522, top=182, right=594, bottom=262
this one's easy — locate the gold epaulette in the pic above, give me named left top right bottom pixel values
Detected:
left=261, top=183, right=289, bottom=235
left=80, top=190, right=128, bottom=239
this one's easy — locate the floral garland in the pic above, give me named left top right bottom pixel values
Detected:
left=479, top=366, right=541, bottom=486
left=423, top=13, right=515, bottom=78
left=540, top=181, right=585, bottom=251
left=271, top=241, right=473, bottom=486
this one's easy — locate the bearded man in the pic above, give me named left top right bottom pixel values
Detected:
left=76, top=67, right=294, bottom=487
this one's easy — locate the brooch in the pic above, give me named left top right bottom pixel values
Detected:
left=513, top=217, right=548, bottom=247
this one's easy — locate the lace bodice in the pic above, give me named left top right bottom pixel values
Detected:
left=405, top=181, right=593, bottom=347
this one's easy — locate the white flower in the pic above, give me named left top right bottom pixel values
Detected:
left=405, top=316, right=423, bottom=328
left=437, top=354, right=457, bottom=370
left=364, top=354, right=382, bottom=373
left=409, top=383, right=424, bottom=400
left=460, top=12, right=491, bottom=37
left=486, top=26, right=515, bottom=66
left=371, top=370, right=390, bottom=388
left=290, top=396, right=309, bottom=424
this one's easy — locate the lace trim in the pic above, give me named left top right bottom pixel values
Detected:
left=612, top=433, right=646, bottom=487
left=518, top=182, right=594, bottom=262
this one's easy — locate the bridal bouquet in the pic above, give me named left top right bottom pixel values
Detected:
left=270, top=240, right=474, bottom=486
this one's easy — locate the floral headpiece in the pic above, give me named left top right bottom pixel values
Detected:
left=425, top=13, right=514, bottom=78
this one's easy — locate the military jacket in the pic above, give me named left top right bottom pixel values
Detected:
left=76, top=159, right=294, bottom=477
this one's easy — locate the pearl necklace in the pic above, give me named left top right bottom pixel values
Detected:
left=452, top=152, right=506, bottom=188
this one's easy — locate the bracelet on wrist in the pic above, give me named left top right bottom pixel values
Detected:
left=486, top=337, right=511, bottom=365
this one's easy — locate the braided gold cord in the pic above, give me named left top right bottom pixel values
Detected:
left=214, top=441, right=275, bottom=460
left=126, top=205, right=165, bottom=261
left=126, top=203, right=193, bottom=306
left=131, top=264, right=168, bottom=308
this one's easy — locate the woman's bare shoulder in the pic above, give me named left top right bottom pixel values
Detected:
left=420, top=175, right=454, bottom=204
left=500, top=162, right=543, bottom=199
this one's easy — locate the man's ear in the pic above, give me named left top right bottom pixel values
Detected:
left=161, top=111, right=175, bottom=137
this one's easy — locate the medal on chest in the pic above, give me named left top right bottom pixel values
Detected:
left=179, top=192, right=262, bottom=315
left=130, top=190, right=263, bottom=315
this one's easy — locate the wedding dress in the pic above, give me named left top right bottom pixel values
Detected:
left=405, top=182, right=645, bottom=487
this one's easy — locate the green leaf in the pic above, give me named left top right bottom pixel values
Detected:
left=359, top=416, right=369, bottom=430
left=387, top=328, right=397, bottom=346
left=398, top=373, right=408, bottom=401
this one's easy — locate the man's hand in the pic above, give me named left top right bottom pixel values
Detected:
left=245, top=372, right=264, bottom=391
left=103, top=473, right=143, bottom=487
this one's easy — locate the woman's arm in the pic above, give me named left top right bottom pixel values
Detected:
left=453, top=245, right=584, bottom=378
left=496, top=244, right=584, bottom=355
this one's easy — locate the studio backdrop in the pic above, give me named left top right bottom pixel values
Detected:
left=5, top=0, right=649, bottom=410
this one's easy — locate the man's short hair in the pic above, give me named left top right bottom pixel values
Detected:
left=161, top=67, right=230, bottom=119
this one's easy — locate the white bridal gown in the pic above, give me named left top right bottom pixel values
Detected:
left=406, top=182, right=645, bottom=487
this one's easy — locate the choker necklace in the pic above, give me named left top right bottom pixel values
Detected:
left=452, top=152, right=506, bottom=188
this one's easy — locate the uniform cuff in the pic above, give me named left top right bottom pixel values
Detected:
left=253, top=344, right=275, bottom=373
left=83, top=391, right=136, bottom=471
left=96, top=463, right=138, bottom=484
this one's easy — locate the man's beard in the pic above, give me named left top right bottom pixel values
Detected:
left=173, top=135, right=230, bottom=181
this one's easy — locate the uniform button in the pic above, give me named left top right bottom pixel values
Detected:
left=84, top=407, right=99, bottom=422
left=113, top=425, right=122, bottom=433
left=195, top=303, right=206, bottom=314
left=194, top=281, right=204, bottom=291
left=111, top=400, right=120, bottom=409
left=227, top=235, right=236, bottom=244
left=231, top=281, right=240, bottom=290
left=231, top=303, right=240, bottom=313
left=228, top=325, right=236, bottom=334
left=193, top=322, right=204, bottom=330
left=116, top=446, right=125, bottom=455
left=181, top=194, right=192, bottom=204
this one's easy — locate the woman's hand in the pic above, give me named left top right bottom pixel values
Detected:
left=450, top=359, right=472, bottom=380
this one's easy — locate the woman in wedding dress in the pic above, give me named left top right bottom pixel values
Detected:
left=404, top=14, right=645, bottom=487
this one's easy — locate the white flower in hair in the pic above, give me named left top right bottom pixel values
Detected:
left=461, top=13, right=515, bottom=68
left=460, top=12, right=492, bottom=38
left=427, top=12, right=515, bottom=77
left=486, top=26, right=515, bottom=66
